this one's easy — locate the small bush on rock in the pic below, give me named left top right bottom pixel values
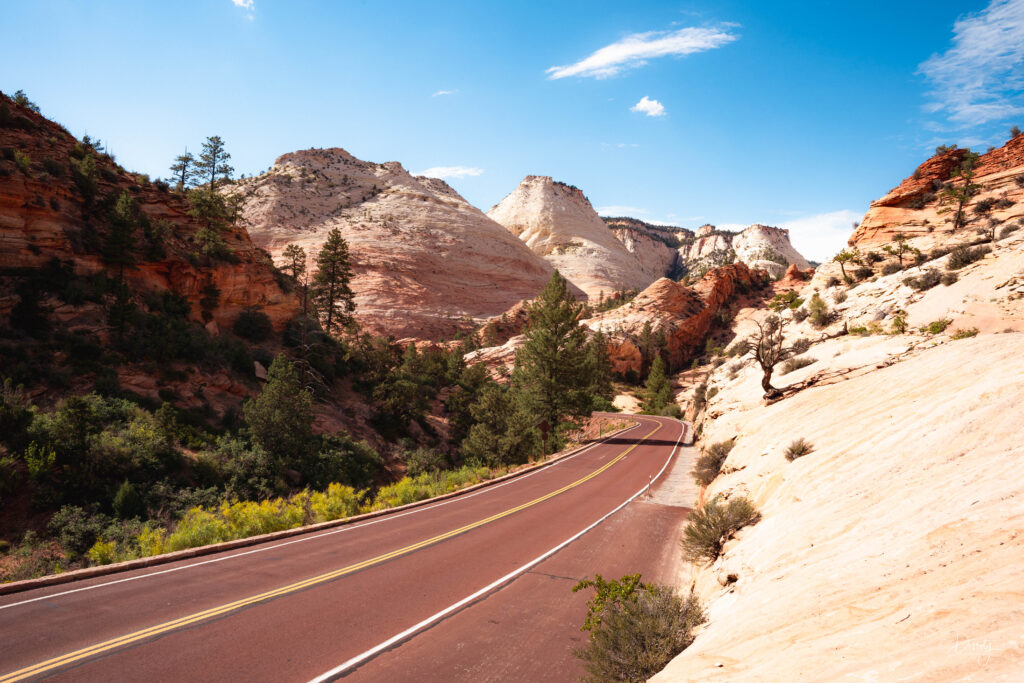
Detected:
left=785, top=438, right=814, bottom=461
left=903, top=269, right=941, bottom=291
left=692, top=440, right=734, bottom=487
left=573, top=576, right=706, bottom=683
left=881, top=263, right=902, bottom=276
left=781, top=356, right=816, bottom=375
left=940, top=271, right=958, bottom=286
left=681, top=496, right=760, bottom=564
left=947, top=245, right=988, bottom=270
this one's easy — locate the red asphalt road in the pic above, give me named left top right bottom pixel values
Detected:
left=0, top=415, right=690, bottom=682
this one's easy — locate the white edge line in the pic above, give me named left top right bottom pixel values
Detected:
left=0, top=422, right=643, bottom=612
left=307, top=418, right=686, bottom=683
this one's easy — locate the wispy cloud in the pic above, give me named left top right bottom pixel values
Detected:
left=231, top=0, right=255, bottom=19
left=416, top=166, right=484, bottom=179
left=597, top=205, right=649, bottom=215
left=432, top=89, right=457, bottom=97
left=778, top=209, right=862, bottom=262
left=546, top=26, right=738, bottom=80
left=630, top=96, right=666, bottom=117
left=919, top=0, right=1024, bottom=127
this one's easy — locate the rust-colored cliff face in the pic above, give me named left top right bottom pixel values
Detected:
left=851, top=135, right=1024, bottom=248
left=585, top=263, right=764, bottom=375
left=0, top=92, right=301, bottom=417
left=0, top=96, right=298, bottom=334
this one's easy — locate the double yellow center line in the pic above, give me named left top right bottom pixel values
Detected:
left=2, top=420, right=661, bottom=682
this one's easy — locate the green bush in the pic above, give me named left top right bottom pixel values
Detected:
left=403, top=446, right=448, bottom=477
left=946, top=245, right=988, bottom=270
left=790, top=338, right=812, bottom=355
left=903, top=269, right=941, bottom=291
left=784, top=438, right=814, bottom=461
left=881, top=263, right=902, bottom=276
left=807, top=293, right=831, bottom=328
left=691, top=440, right=734, bottom=487
left=921, top=318, right=952, bottom=335
left=574, top=578, right=705, bottom=683
left=680, top=496, right=760, bottom=564
left=940, top=271, right=959, bottom=286
left=951, top=327, right=979, bottom=340
left=781, top=356, right=816, bottom=375
left=232, top=309, right=273, bottom=342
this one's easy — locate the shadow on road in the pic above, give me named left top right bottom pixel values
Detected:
left=581, top=437, right=681, bottom=447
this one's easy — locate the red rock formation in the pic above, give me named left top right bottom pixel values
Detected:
left=851, top=135, right=1024, bottom=248
left=587, top=263, right=765, bottom=375
left=0, top=95, right=299, bottom=333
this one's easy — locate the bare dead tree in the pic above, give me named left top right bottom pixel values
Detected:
left=749, top=315, right=793, bottom=399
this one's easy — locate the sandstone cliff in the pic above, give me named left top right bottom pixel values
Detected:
left=653, top=217, right=1024, bottom=680
left=0, top=91, right=303, bottom=421
left=487, top=176, right=654, bottom=298
left=230, top=149, right=558, bottom=339
left=586, top=264, right=765, bottom=375
left=851, top=134, right=1024, bottom=248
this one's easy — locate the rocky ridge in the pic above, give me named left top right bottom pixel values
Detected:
left=230, top=149, right=559, bottom=339
left=850, top=134, right=1024, bottom=248
left=486, top=176, right=654, bottom=298
left=653, top=168, right=1024, bottom=680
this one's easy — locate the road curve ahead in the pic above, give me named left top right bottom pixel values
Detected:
left=0, top=415, right=688, bottom=682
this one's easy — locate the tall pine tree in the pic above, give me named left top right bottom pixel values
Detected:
left=641, top=355, right=674, bottom=414
left=169, top=150, right=196, bottom=192
left=196, top=135, right=234, bottom=187
left=311, top=228, right=356, bottom=335
left=512, top=270, right=591, bottom=442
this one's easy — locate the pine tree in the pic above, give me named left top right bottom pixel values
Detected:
left=584, top=330, right=614, bottom=409
left=938, top=152, right=981, bottom=232
left=243, top=354, right=315, bottom=466
left=642, top=355, right=673, bottom=414
left=196, top=135, right=234, bottom=187
left=311, top=228, right=356, bottom=335
left=282, top=244, right=307, bottom=281
left=512, top=270, right=591, bottom=442
left=169, top=151, right=196, bottom=192
left=104, top=190, right=137, bottom=280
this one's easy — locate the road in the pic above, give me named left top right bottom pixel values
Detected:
left=0, top=415, right=693, bottom=682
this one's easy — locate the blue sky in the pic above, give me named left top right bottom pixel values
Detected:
left=3, top=0, right=1023, bottom=260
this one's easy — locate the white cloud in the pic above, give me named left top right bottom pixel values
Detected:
left=778, top=209, right=862, bottom=262
left=546, top=26, right=738, bottom=80
left=432, top=89, right=457, bottom=97
left=630, top=96, right=666, bottom=117
left=231, top=0, right=254, bottom=19
left=597, top=205, right=649, bottom=216
left=919, top=0, right=1024, bottom=127
left=415, top=166, right=484, bottom=179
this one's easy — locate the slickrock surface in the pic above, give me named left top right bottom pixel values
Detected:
left=231, top=149, right=558, bottom=339
left=654, top=332, right=1024, bottom=681
left=851, top=134, right=1024, bottom=248
left=487, top=176, right=654, bottom=298
left=656, top=214, right=1024, bottom=680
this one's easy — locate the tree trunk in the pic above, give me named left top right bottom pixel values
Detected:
left=761, top=368, right=781, bottom=399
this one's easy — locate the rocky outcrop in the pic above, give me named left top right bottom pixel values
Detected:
left=487, top=176, right=654, bottom=298
left=732, top=224, right=811, bottom=277
left=675, top=224, right=810, bottom=280
left=586, top=264, right=764, bottom=375
left=231, top=149, right=558, bottom=339
left=851, top=135, right=1024, bottom=248
left=0, top=95, right=298, bottom=333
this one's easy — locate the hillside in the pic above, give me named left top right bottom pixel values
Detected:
left=0, top=91, right=298, bottom=419
left=229, top=149, right=558, bottom=339
left=651, top=136, right=1024, bottom=680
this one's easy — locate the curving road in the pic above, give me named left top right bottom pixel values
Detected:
left=0, top=415, right=692, bottom=682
